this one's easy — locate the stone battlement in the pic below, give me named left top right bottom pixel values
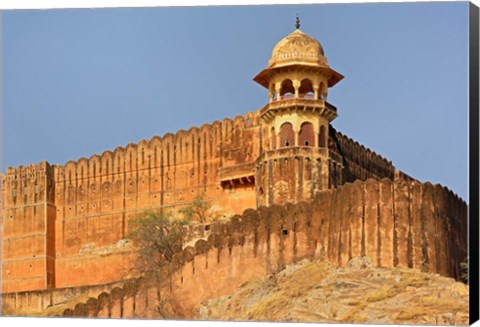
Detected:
left=47, top=178, right=465, bottom=318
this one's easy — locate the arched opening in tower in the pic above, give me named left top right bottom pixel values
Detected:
left=280, top=79, right=294, bottom=100
left=299, top=78, right=314, bottom=99
left=280, top=122, right=295, bottom=147
left=299, top=122, right=315, bottom=147
left=319, top=125, right=326, bottom=148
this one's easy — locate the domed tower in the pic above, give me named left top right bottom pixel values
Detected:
left=254, top=19, right=345, bottom=207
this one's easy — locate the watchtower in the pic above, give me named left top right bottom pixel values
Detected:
left=254, top=19, right=345, bottom=207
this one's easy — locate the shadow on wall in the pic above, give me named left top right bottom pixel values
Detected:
left=60, top=177, right=467, bottom=319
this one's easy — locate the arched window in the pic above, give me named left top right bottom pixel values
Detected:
left=319, top=82, right=327, bottom=100
left=271, top=127, right=277, bottom=150
left=280, top=79, right=294, bottom=100
left=319, top=125, right=326, bottom=148
left=299, top=122, right=315, bottom=147
left=280, top=122, right=295, bottom=147
left=299, top=79, right=314, bottom=99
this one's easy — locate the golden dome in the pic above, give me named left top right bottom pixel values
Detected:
left=268, top=29, right=328, bottom=68
left=253, top=27, right=343, bottom=89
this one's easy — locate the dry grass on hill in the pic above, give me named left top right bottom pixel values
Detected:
left=197, top=257, right=469, bottom=325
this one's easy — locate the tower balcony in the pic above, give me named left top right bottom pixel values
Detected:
left=260, top=96, right=337, bottom=124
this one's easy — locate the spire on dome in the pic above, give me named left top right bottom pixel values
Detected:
left=295, top=14, right=300, bottom=29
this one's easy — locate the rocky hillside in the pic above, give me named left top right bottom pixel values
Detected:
left=197, top=257, right=469, bottom=325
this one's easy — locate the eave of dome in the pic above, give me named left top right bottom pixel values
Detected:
left=253, top=64, right=344, bottom=89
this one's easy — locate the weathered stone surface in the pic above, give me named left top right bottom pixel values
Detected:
left=0, top=105, right=401, bottom=294
left=1, top=177, right=467, bottom=319
left=0, top=27, right=467, bottom=323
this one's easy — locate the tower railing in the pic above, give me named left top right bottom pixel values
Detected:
left=266, top=96, right=337, bottom=113
left=273, top=93, right=320, bottom=101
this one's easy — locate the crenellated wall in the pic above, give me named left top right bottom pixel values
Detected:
left=0, top=109, right=459, bottom=294
left=1, top=112, right=262, bottom=292
left=55, top=178, right=467, bottom=319
left=330, top=127, right=396, bottom=183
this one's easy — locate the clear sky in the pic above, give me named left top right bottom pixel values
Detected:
left=1, top=2, right=470, bottom=200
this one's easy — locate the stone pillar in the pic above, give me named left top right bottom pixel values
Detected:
left=293, top=80, right=300, bottom=98
left=293, top=126, right=300, bottom=147
left=313, top=85, right=319, bottom=100
left=269, top=84, right=275, bottom=102
left=275, top=129, right=280, bottom=149
left=275, top=83, right=281, bottom=101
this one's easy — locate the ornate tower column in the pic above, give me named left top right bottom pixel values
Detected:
left=254, top=19, right=345, bottom=207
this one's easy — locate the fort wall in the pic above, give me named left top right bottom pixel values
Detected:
left=1, top=162, right=56, bottom=293
left=36, top=178, right=465, bottom=319
left=1, top=112, right=263, bottom=292
left=49, top=112, right=261, bottom=290
left=1, top=111, right=410, bottom=293
left=331, top=128, right=396, bottom=182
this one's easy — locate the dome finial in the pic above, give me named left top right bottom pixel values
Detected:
left=295, top=14, right=300, bottom=30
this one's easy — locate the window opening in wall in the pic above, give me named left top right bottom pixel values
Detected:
left=299, top=122, right=314, bottom=147
left=299, top=78, right=314, bottom=99
left=282, top=229, right=289, bottom=236
left=280, top=122, right=294, bottom=148
left=280, top=79, right=294, bottom=100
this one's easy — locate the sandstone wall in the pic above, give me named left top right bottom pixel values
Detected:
left=0, top=114, right=459, bottom=295
left=330, top=128, right=395, bottom=183
left=60, top=178, right=467, bottom=319
left=1, top=280, right=127, bottom=315
left=1, top=163, right=56, bottom=293
left=1, top=112, right=261, bottom=292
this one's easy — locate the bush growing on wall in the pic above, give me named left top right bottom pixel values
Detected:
left=179, top=194, right=211, bottom=223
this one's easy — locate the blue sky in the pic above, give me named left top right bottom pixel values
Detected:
left=1, top=2, right=470, bottom=200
